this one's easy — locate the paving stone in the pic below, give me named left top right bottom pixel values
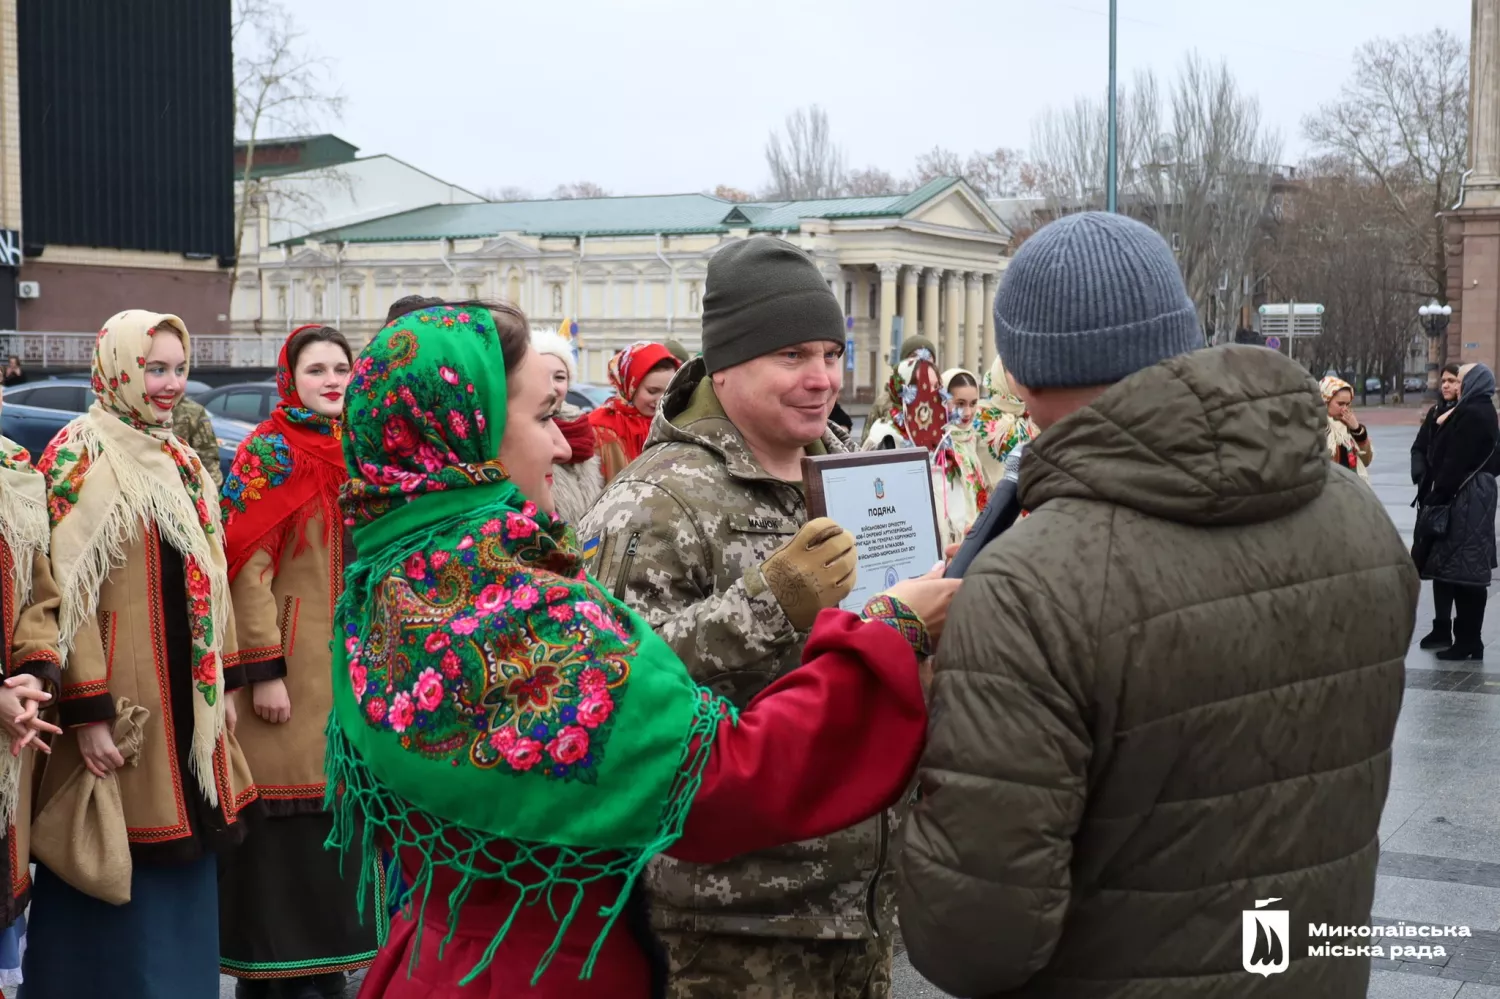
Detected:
left=1367, top=972, right=1460, bottom=999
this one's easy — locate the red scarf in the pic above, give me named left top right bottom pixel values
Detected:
left=222, top=327, right=348, bottom=581
left=586, top=341, right=679, bottom=465
left=555, top=411, right=597, bottom=464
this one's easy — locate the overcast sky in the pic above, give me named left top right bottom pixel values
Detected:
left=289, top=0, right=1472, bottom=198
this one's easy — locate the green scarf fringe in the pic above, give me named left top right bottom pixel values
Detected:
left=324, top=686, right=735, bottom=987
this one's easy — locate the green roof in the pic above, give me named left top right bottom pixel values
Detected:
left=283, top=177, right=967, bottom=246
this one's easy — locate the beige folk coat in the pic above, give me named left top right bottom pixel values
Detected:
left=43, top=528, right=257, bottom=853
left=227, top=512, right=341, bottom=811
left=0, top=540, right=62, bottom=924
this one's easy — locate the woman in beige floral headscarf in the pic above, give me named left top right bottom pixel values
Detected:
left=1320, top=376, right=1373, bottom=482
left=22, top=310, right=258, bottom=999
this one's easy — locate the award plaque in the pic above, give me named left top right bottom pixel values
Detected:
left=802, top=450, right=944, bottom=612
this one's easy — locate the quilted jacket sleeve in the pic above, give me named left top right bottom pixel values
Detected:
left=897, top=558, right=1093, bottom=998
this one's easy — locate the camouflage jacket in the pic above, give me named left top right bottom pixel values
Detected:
left=174, top=397, right=222, bottom=488
left=579, top=358, right=895, bottom=941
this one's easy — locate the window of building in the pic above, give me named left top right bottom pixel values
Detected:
left=312, top=285, right=325, bottom=318
left=688, top=283, right=701, bottom=313
left=348, top=286, right=360, bottom=317
left=467, top=283, right=480, bottom=301
left=867, top=282, right=878, bottom=319
left=844, top=281, right=853, bottom=315
left=551, top=284, right=564, bottom=313
left=276, top=287, right=287, bottom=318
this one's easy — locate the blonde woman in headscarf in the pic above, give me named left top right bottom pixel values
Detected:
left=974, top=356, right=1038, bottom=489
left=531, top=324, right=604, bottom=524
left=22, top=311, right=258, bottom=999
left=1320, top=376, right=1373, bottom=482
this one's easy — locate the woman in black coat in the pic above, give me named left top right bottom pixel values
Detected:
left=1414, top=363, right=1463, bottom=647
left=1414, top=363, right=1500, bottom=660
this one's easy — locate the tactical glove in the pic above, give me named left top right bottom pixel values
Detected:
left=748, top=517, right=857, bottom=630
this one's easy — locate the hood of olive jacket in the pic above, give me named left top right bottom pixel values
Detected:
left=1020, top=345, right=1328, bottom=527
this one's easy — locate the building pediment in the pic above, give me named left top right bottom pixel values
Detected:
left=903, top=183, right=1005, bottom=235
left=288, top=246, right=335, bottom=267
left=456, top=235, right=541, bottom=259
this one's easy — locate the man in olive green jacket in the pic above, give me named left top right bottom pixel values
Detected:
left=582, top=237, right=894, bottom=998
left=898, top=213, right=1417, bottom=998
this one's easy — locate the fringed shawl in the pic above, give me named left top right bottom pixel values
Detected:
left=36, top=310, right=229, bottom=804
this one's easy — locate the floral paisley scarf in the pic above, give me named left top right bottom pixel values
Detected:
left=36, top=310, right=229, bottom=804
left=940, top=367, right=989, bottom=510
left=325, top=307, right=731, bottom=985
left=222, top=326, right=346, bottom=581
left=585, top=340, right=679, bottom=465
left=976, top=356, right=1036, bottom=476
left=866, top=349, right=948, bottom=451
left=1319, top=375, right=1367, bottom=477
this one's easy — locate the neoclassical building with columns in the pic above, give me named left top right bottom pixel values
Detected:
left=234, top=176, right=1009, bottom=400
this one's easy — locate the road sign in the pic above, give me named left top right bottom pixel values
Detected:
left=1257, top=303, right=1323, bottom=339
left=1264, top=336, right=1282, bottom=351
left=846, top=337, right=855, bottom=371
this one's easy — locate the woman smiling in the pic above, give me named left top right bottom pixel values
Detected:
left=22, top=310, right=258, bottom=998
left=217, top=325, right=377, bottom=999
left=329, top=302, right=957, bottom=997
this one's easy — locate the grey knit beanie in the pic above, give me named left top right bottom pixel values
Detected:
left=994, top=212, right=1201, bottom=389
left=701, top=237, right=845, bottom=374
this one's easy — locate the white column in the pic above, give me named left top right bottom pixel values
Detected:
left=922, top=269, right=941, bottom=344
left=901, top=265, right=921, bottom=350
left=876, top=263, right=899, bottom=392
left=1471, top=0, right=1500, bottom=202
left=943, top=271, right=963, bottom=371
left=980, top=273, right=997, bottom=374
left=964, top=272, right=983, bottom=374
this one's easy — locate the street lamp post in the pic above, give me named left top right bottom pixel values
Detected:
left=1106, top=0, right=1118, bottom=213
left=1419, top=300, right=1453, bottom=398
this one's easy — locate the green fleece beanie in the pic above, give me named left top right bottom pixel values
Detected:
left=701, top=237, right=845, bottom=374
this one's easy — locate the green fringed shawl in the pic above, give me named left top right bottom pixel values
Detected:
left=325, top=306, right=733, bottom=985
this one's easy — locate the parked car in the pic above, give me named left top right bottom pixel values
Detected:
left=2, top=379, right=253, bottom=479
left=1405, top=375, right=1427, bottom=393
left=567, top=383, right=614, bottom=412
left=196, top=381, right=279, bottom=423
left=33, top=373, right=211, bottom=396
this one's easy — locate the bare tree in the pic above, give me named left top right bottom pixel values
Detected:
left=712, top=184, right=755, bottom=203
left=483, top=185, right=534, bottom=202
left=1269, top=163, right=1422, bottom=394
left=232, top=0, right=344, bottom=289
left=844, top=166, right=901, bottom=196
left=764, top=105, right=847, bottom=200
left=1028, top=55, right=1281, bottom=342
left=909, top=146, right=966, bottom=189
left=1139, top=55, right=1283, bottom=342
left=963, top=147, right=1033, bottom=197
left=550, top=181, right=611, bottom=200
left=909, top=145, right=1032, bottom=198
left=1304, top=29, right=1468, bottom=312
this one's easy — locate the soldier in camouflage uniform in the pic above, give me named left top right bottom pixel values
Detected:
left=174, top=395, right=222, bottom=490
left=580, top=237, right=894, bottom=999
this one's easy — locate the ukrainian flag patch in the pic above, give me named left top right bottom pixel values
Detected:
left=581, top=535, right=600, bottom=559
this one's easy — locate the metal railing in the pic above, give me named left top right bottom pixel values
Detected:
left=0, top=331, right=286, bottom=370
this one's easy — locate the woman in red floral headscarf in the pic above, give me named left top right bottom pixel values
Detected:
left=216, top=324, right=378, bottom=999
left=587, top=342, right=681, bottom=484
left=861, top=347, right=972, bottom=547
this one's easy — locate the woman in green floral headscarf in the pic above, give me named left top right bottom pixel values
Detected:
left=331, top=301, right=956, bottom=998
